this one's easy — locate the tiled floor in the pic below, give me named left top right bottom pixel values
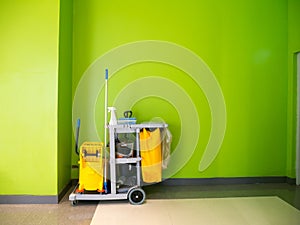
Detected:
left=0, top=190, right=98, bottom=225
left=0, top=183, right=299, bottom=225
left=143, top=182, right=300, bottom=210
left=90, top=197, right=300, bottom=225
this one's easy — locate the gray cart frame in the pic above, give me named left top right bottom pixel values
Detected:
left=69, top=123, right=167, bottom=205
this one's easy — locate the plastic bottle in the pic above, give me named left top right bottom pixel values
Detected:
left=108, top=107, right=118, bottom=125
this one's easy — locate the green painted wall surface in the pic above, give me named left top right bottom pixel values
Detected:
left=0, top=1, right=59, bottom=195
left=0, top=0, right=297, bottom=197
left=286, top=0, right=300, bottom=178
left=57, top=0, right=73, bottom=194
left=72, top=0, right=293, bottom=179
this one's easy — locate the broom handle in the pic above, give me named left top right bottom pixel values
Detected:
left=75, top=118, right=80, bottom=155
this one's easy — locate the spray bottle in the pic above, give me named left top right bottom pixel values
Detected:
left=108, top=107, right=118, bottom=125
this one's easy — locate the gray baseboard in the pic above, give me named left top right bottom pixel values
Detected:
left=286, top=177, right=297, bottom=185
left=0, top=177, right=296, bottom=204
left=0, top=180, right=72, bottom=204
left=159, top=176, right=296, bottom=186
left=58, top=180, right=73, bottom=202
left=0, top=195, right=58, bottom=204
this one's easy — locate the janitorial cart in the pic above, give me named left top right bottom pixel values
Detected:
left=69, top=122, right=168, bottom=205
left=69, top=69, right=170, bottom=205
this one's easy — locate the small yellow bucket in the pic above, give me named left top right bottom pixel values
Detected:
left=77, top=142, right=104, bottom=192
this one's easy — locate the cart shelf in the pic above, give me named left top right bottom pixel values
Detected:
left=116, top=157, right=142, bottom=164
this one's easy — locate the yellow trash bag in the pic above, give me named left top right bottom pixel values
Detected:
left=140, top=128, right=162, bottom=183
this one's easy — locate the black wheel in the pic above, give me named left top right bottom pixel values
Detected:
left=128, top=188, right=146, bottom=205
left=71, top=200, right=78, bottom=206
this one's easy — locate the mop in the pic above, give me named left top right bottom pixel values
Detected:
left=104, top=68, right=108, bottom=193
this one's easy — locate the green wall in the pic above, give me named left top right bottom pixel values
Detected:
left=72, top=0, right=296, bottom=179
left=57, top=0, right=73, bottom=194
left=0, top=0, right=298, bottom=199
left=287, top=0, right=300, bottom=178
left=0, top=0, right=73, bottom=198
left=0, top=0, right=60, bottom=195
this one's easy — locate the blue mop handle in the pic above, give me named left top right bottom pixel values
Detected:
left=104, top=68, right=108, bottom=193
left=105, top=68, right=108, bottom=80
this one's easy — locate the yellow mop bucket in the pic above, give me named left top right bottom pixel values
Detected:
left=140, top=128, right=162, bottom=183
left=77, top=142, right=104, bottom=192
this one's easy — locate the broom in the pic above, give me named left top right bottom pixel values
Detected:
left=75, top=118, right=80, bottom=155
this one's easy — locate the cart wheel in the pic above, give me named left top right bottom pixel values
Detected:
left=128, top=188, right=146, bottom=205
left=71, top=200, right=78, bottom=206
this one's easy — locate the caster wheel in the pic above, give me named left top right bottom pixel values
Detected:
left=71, top=200, right=78, bottom=206
left=128, top=188, right=146, bottom=205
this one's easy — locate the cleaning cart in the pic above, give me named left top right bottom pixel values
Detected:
left=69, top=122, right=168, bottom=205
left=69, top=69, right=170, bottom=205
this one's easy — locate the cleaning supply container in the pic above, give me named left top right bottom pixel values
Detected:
left=77, top=142, right=104, bottom=193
